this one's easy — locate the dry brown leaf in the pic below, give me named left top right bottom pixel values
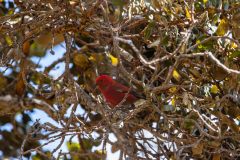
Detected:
left=192, top=142, right=204, bottom=155
left=212, top=153, right=221, bottom=160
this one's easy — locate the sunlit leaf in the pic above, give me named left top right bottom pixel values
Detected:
left=230, top=42, right=238, bottom=49
left=31, top=72, right=51, bottom=85
left=171, top=96, right=176, bottom=106
left=67, top=142, right=80, bottom=152
left=210, top=85, right=219, bottom=94
left=173, top=70, right=181, bottom=81
left=216, top=18, right=229, bottom=36
left=8, top=9, right=14, bottom=15
left=89, top=53, right=104, bottom=63
left=5, top=36, right=13, bottom=46
left=32, top=156, right=41, bottom=160
left=108, top=54, right=118, bottom=66
left=229, top=50, right=240, bottom=59
left=95, top=149, right=106, bottom=156
left=185, top=6, right=191, bottom=19
left=196, top=39, right=204, bottom=49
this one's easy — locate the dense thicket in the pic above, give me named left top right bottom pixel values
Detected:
left=0, top=0, right=239, bottom=159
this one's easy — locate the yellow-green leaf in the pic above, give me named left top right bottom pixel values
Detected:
left=210, top=85, right=219, bottom=94
left=95, top=149, right=106, bottom=155
left=173, top=70, right=181, bottom=81
left=143, top=21, right=155, bottom=40
left=108, top=54, right=118, bottom=66
left=185, top=7, right=191, bottom=19
left=216, top=19, right=229, bottom=36
left=169, top=87, right=177, bottom=93
left=5, top=36, right=13, bottom=46
left=89, top=53, right=104, bottom=63
left=196, top=39, right=204, bottom=49
left=230, top=42, right=238, bottom=49
left=171, top=96, right=176, bottom=106
left=67, top=142, right=80, bottom=152
left=29, top=42, right=46, bottom=57
left=112, top=0, right=127, bottom=6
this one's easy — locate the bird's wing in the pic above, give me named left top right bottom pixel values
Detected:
left=112, top=82, right=144, bottom=99
left=111, top=82, right=130, bottom=93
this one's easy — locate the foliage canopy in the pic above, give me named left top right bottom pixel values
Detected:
left=0, top=0, right=239, bottom=159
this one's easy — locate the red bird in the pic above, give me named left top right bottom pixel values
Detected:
left=96, top=75, right=138, bottom=108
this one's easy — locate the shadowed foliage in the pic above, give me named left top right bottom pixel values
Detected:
left=0, top=0, right=239, bottom=159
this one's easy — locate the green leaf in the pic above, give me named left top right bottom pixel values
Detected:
left=229, top=50, right=240, bottom=59
left=216, top=18, right=229, bottom=36
left=144, top=21, right=155, bottom=40
left=183, top=119, right=195, bottom=130
left=29, top=42, right=46, bottom=57
left=67, top=142, right=80, bottom=152
left=31, top=72, right=51, bottom=85
left=112, top=0, right=127, bottom=6
left=5, top=36, right=13, bottom=46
